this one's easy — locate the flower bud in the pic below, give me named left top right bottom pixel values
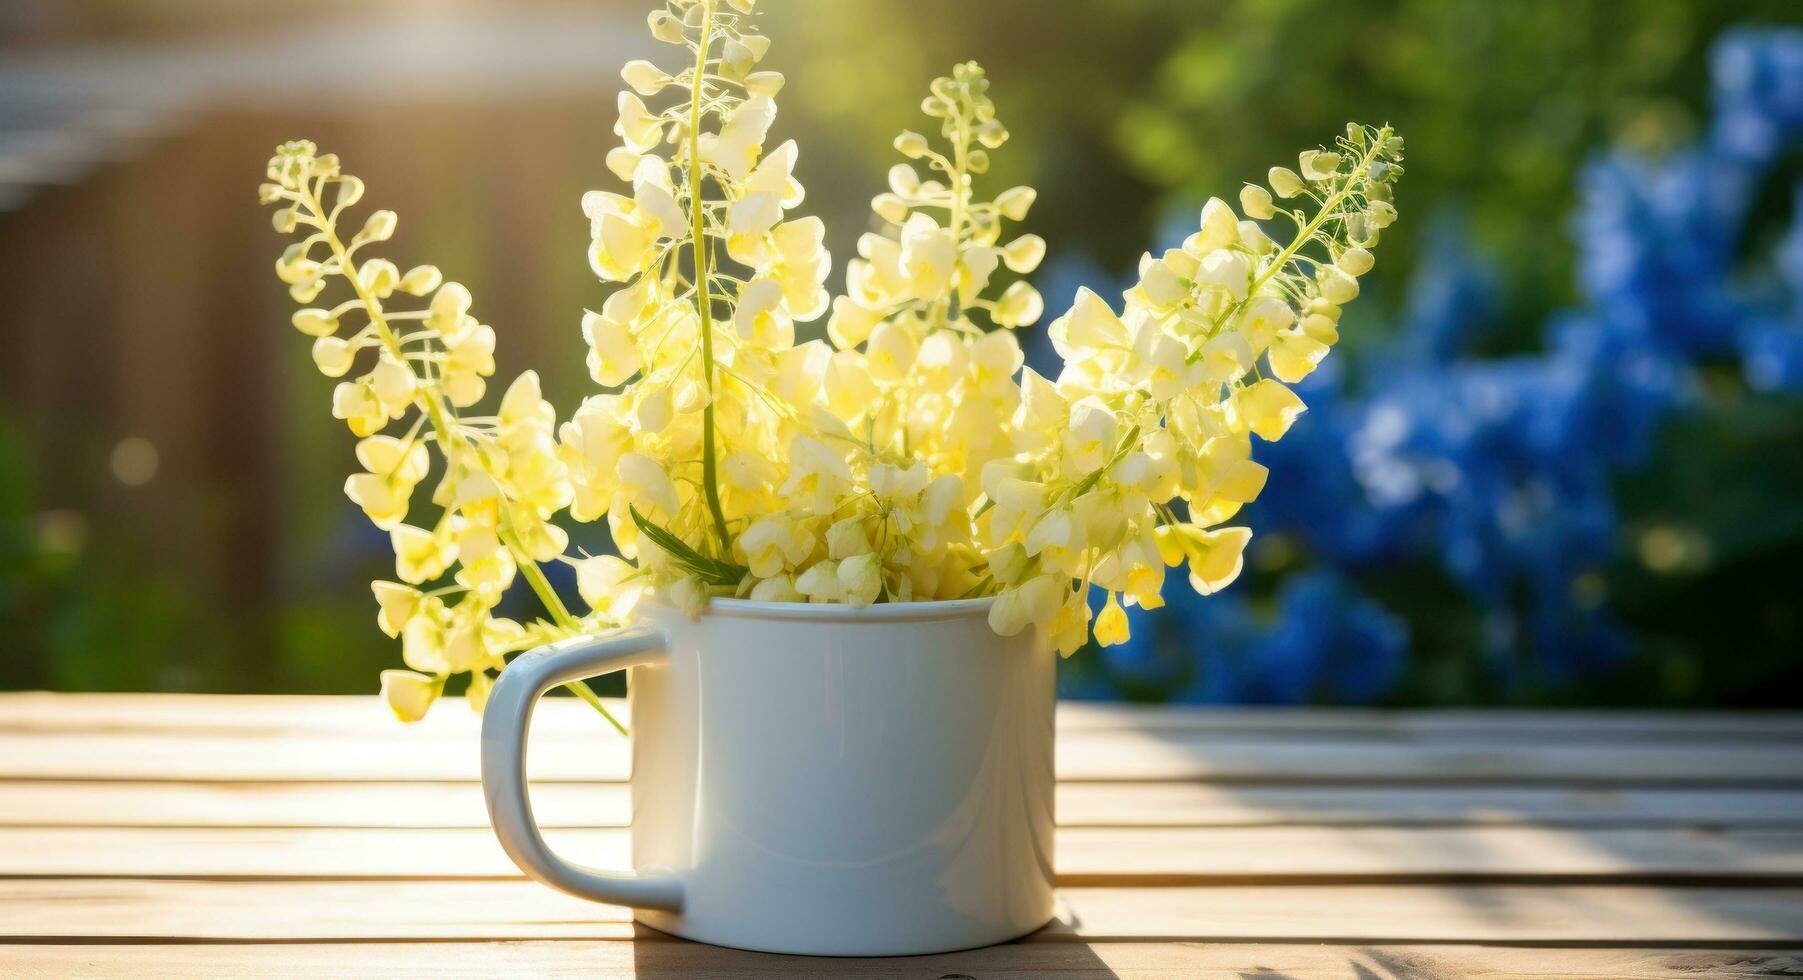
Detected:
left=358, top=209, right=397, bottom=243
left=311, top=336, right=356, bottom=377
left=894, top=130, right=930, bottom=159
left=647, top=9, right=684, bottom=43
left=993, top=281, right=1043, bottom=328
left=1267, top=167, right=1303, bottom=198
left=995, top=185, right=1036, bottom=222
left=1002, top=234, right=1046, bottom=274
left=975, top=118, right=1009, bottom=149
left=1337, top=246, right=1374, bottom=277
left=745, top=70, right=785, bottom=98
left=721, top=39, right=754, bottom=79
left=620, top=59, right=669, bottom=96
left=871, top=193, right=910, bottom=224
left=335, top=176, right=365, bottom=208
left=430, top=282, right=473, bottom=331
left=1238, top=183, right=1276, bottom=220
left=738, top=34, right=771, bottom=61
left=398, top=265, right=442, bottom=296
left=888, top=164, right=920, bottom=196
left=1298, top=149, right=1341, bottom=180
left=292, top=309, right=338, bottom=337
left=359, top=258, right=399, bottom=298
left=289, top=276, right=325, bottom=304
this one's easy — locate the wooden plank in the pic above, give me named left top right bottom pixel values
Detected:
left=4, top=944, right=1797, bottom=980
left=1, top=825, right=1799, bottom=883
left=1, top=881, right=1800, bottom=943
left=5, top=728, right=1800, bottom=784
left=7, top=692, right=1803, bottom=743
left=6, top=780, right=1803, bottom=830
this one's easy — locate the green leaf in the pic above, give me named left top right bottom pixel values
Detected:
left=628, top=506, right=746, bottom=587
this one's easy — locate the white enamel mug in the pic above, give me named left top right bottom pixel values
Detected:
left=480, top=597, right=1057, bottom=956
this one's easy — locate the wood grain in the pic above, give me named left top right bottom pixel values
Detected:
left=5, top=728, right=1799, bottom=784
left=1, top=824, right=1799, bottom=883
left=7, top=780, right=1801, bottom=829
left=1, top=943, right=1797, bottom=979
left=9, top=692, right=1803, bottom=741
left=5, top=694, right=1801, bottom=977
left=1, top=881, right=1799, bottom=943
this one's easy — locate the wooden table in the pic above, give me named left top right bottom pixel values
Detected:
left=2, top=694, right=1800, bottom=977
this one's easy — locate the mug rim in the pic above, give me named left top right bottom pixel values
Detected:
left=642, top=594, right=997, bottom=624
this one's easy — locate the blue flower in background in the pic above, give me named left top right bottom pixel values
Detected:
left=1074, top=28, right=1803, bottom=704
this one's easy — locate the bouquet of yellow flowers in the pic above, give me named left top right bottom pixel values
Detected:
left=259, top=0, right=1403, bottom=723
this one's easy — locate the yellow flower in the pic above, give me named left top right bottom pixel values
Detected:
left=1232, top=379, right=1308, bottom=441
left=1049, top=287, right=1130, bottom=361
left=614, top=92, right=664, bottom=153
left=617, top=452, right=680, bottom=518
left=794, top=559, right=844, bottom=603
left=827, top=296, right=881, bottom=350
left=1268, top=330, right=1330, bottom=384
left=737, top=515, right=815, bottom=578
left=705, top=96, right=777, bottom=181
left=371, top=581, right=422, bottom=639
left=767, top=217, right=831, bottom=320
left=268, top=55, right=1402, bottom=700
left=899, top=214, right=957, bottom=299
left=1094, top=591, right=1130, bottom=646
left=839, top=552, right=883, bottom=608
left=331, top=380, right=387, bottom=437
left=748, top=574, right=803, bottom=602
left=368, top=355, right=416, bottom=418
left=583, top=309, right=642, bottom=387
left=574, top=554, right=644, bottom=620
left=1185, top=526, right=1253, bottom=595
left=379, top=669, right=439, bottom=722
left=987, top=573, right=1056, bottom=636
left=865, top=321, right=918, bottom=384
left=391, top=524, right=453, bottom=584
left=826, top=516, right=872, bottom=559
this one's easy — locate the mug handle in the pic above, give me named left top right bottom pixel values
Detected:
left=480, top=627, right=684, bottom=911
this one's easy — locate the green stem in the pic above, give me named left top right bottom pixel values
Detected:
left=567, top=678, right=628, bottom=737
left=1248, top=128, right=1388, bottom=296
left=687, top=0, right=733, bottom=556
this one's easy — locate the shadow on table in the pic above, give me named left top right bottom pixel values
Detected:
left=628, top=922, right=1121, bottom=977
